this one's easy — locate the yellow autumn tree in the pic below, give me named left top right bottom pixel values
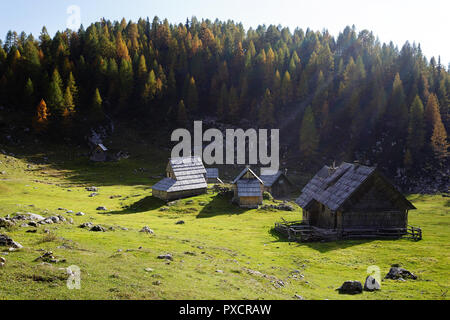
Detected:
left=32, top=99, right=49, bottom=133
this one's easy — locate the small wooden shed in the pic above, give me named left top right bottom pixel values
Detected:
left=260, top=169, right=294, bottom=198
left=295, top=162, right=416, bottom=239
left=232, top=167, right=264, bottom=208
left=206, top=168, right=223, bottom=184
left=90, top=144, right=108, bottom=162
left=152, top=156, right=207, bottom=201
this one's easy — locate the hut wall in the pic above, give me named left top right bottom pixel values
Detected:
left=90, top=150, right=107, bottom=162
left=239, top=196, right=262, bottom=208
left=153, top=188, right=206, bottom=201
left=269, top=176, right=292, bottom=198
left=167, top=188, right=207, bottom=201
left=342, top=210, right=407, bottom=229
left=315, top=205, right=336, bottom=229
left=152, top=189, right=168, bottom=201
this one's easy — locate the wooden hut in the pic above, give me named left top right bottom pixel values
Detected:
left=260, top=169, right=294, bottom=198
left=232, top=167, right=264, bottom=208
left=206, top=168, right=224, bottom=184
left=290, top=162, right=417, bottom=240
left=90, top=144, right=108, bottom=162
left=152, top=156, right=207, bottom=201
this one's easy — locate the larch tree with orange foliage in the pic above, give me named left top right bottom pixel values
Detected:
left=32, top=99, right=49, bottom=133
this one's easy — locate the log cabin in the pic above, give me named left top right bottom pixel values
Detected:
left=260, top=169, right=295, bottom=198
left=232, top=167, right=264, bottom=208
left=152, top=156, right=207, bottom=201
left=294, top=162, right=416, bottom=240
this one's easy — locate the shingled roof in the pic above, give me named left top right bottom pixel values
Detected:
left=296, top=162, right=415, bottom=211
left=260, top=171, right=283, bottom=187
left=152, top=156, right=207, bottom=192
left=206, top=168, right=219, bottom=179
left=232, top=167, right=264, bottom=185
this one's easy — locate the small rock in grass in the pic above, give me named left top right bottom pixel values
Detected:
left=79, top=222, right=94, bottom=229
left=294, top=294, right=304, bottom=300
left=157, top=254, right=173, bottom=261
left=159, top=207, right=169, bottom=212
left=26, top=230, right=37, bottom=233
left=0, top=234, right=23, bottom=249
left=0, top=218, right=15, bottom=228
left=140, top=226, right=154, bottom=234
left=152, top=281, right=161, bottom=286
left=66, top=210, right=73, bottom=214
left=76, top=212, right=85, bottom=216
left=385, top=267, right=417, bottom=280
left=90, top=225, right=106, bottom=232
left=28, top=221, right=38, bottom=227
left=176, top=220, right=185, bottom=225
left=50, top=216, right=60, bottom=223
left=96, top=206, right=107, bottom=211
left=86, top=187, right=98, bottom=192
left=0, top=257, right=5, bottom=263
left=145, top=268, right=154, bottom=272
left=216, top=270, right=224, bottom=274
left=89, top=193, right=99, bottom=197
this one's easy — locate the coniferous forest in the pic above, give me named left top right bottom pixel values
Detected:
left=0, top=17, right=448, bottom=189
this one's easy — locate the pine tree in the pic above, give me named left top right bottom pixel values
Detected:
left=299, top=106, right=319, bottom=158
left=63, top=86, right=75, bottom=115
left=186, top=76, right=199, bottom=112
left=406, top=95, right=425, bottom=165
left=217, top=84, right=228, bottom=120
left=47, top=69, right=64, bottom=116
left=67, top=72, right=78, bottom=105
left=142, top=70, right=157, bottom=104
left=116, top=33, right=130, bottom=61
left=228, top=86, right=240, bottom=122
left=24, top=78, right=34, bottom=108
left=387, top=73, right=408, bottom=136
left=431, top=117, right=449, bottom=163
left=425, top=94, right=442, bottom=138
left=177, top=100, right=188, bottom=125
left=281, top=71, right=293, bottom=105
left=258, top=89, right=275, bottom=127
left=91, top=88, right=104, bottom=122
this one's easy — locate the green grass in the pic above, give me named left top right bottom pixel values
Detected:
left=0, top=148, right=449, bottom=300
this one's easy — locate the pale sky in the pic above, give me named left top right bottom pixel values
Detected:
left=1, top=0, right=449, bottom=65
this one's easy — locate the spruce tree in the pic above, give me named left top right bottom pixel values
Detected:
left=177, top=100, right=188, bottom=125
left=47, top=69, right=64, bottom=116
left=281, top=71, right=293, bottom=105
left=91, top=88, right=104, bottom=122
left=186, top=76, right=199, bottom=112
left=299, top=106, right=319, bottom=158
left=406, top=95, right=425, bottom=164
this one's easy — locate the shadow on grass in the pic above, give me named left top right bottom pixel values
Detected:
left=6, top=141, right=169, bottom=187
left=268, top=227, right=377, bottom=252
left=197, top=195, right=249, bottom=219
left=105, top=196, right=166, bottom=215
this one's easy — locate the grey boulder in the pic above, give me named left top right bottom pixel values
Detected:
left=364, top=276, right=381, bottom=291
left=337, top=281, right=363, bottom=295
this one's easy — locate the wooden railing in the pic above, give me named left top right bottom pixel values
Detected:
left=406, top=225, right=423, bottom=241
